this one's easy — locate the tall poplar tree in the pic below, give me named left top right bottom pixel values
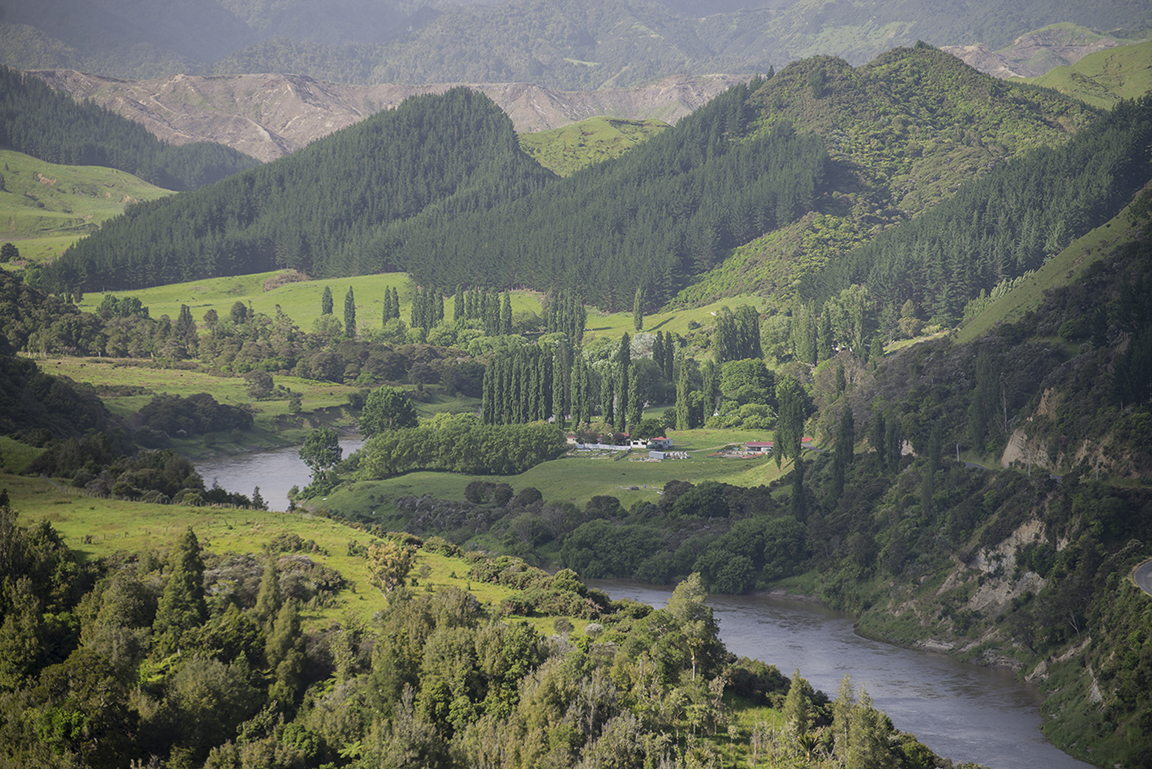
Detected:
left=633, top=285, right=645, bottom=331
left=321, top=286, right=333, bottom=315
left=626, top=363, right=642, bottom=429
left=831, top=406, right=855, bottom=502
left=676, top=355, right=692, bottom=431
left=616, top=333, right=631, bottom=432
left=344, top=287, right=357, bottom=337
left=501, top=292, right=513, bottom=335
left=603, top=375, right=615, bottom=429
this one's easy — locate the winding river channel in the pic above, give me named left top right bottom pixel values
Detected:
left=197, top=444, right=1092, bottom=769
left=592, top=581, right=1091, bottom=769
left=197, top=436, right=365, bottom=512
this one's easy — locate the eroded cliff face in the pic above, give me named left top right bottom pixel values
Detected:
left=29, top=70, right=750, bottom=162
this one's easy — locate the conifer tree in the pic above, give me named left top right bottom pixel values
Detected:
left=832, top=674, right=856, bottom=759
left=266, top=601, right=306, bottom=704
left=633, top=285, right=645, bottom=331
left=321, top=286, right=334, bottom=315
left=571, top=355, right=586, bottom=426
left=454, top=285, right=464, bottom=323
left=775, top=375, right=805, bottom=468
left=253, top=557, right=282, bottom=630
left=847, top=688, right=890, bottom=769
left=783, top=669, right=813, bottom=737
left=701, top=360, right=718, bottom=418
left=153, top=527, right=207, bottom=654
left=552, top=340, right=569, bottom=426
left=871, top=411, right=887, bottom=468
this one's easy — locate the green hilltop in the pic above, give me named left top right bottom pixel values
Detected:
left=518, top=117, right=670, bottom=177
left=0, top=149, right=173, bottom=266
left=1027, top=39, right=1152, bottom=109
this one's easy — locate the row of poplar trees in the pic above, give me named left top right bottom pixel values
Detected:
left=481, top=328, right=682, bottom=434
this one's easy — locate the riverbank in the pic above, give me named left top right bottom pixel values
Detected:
left=594, top=580, right=1093, bottom=769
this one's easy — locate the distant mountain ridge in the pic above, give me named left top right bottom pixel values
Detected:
left=2, top=0, right=1148, bottom=89
left=27, top=70, right=751, bottom=162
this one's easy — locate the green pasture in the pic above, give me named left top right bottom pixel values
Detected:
left=322, top=426, right=792, bottom=519
left=1028, top=37, right=1152, bottom=110
left=39, top=355, right=479, bottom=456
left=0, top=435, right=44, bottom=473
left=78, top=267, right=765, bottom=346
left=582, top=295, right=769, bottom=344
left=41, top=356, right=360, bottom=454
left=0, top=149, right=173, bottom=264
left=77, top=271, right=549, bottom=335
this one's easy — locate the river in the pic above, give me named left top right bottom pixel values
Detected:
left=592, top=581, right=1092, bottom=769
left=196, top=444, right=1091, bottom=769
left=196, top=436, right=364, bottom=511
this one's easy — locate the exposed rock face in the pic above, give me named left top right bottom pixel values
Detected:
left=943, top=28, right=1120, bottom=79
left=29, top=70, right=751, bottom=162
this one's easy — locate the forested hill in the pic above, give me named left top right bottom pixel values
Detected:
left=0, top=66, right=259, bottom=192
left=805, top=94, right=1152, bottom=324
left=46, top=46, right=1106, bottom=309
left=44, top=88, right=557, bottom=293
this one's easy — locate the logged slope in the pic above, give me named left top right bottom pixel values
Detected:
left=0, top=66, right=260, bottom=192
left=941, top=22, right=1145, bottom=80
left=28, top=69, right=746, bottom=162
left=2, top=0, right=1149, bottom=88
left=44, top=88, right=557, bottom=292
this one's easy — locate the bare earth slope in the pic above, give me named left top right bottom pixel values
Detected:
left=941, top=24, right=1136, bottom=79
left=30, top=70, right=750, bottom=162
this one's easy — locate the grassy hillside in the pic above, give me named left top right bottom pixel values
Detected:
left=4, top=471, right=564, bottom=639
left=1028, top=39, right=1152, bottom=109
left=0, top=149, right=173, bottom=265
left=76, top=268, right=768, bottom=348
left=518, top=117, right=670, bottom=177
left=955, top=185, right=1148, bottom=344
